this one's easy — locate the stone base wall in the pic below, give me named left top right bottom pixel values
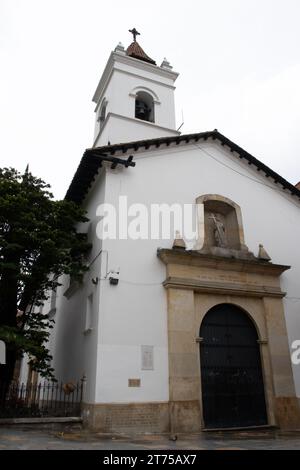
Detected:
left=82, top=400, right=201, bottom=434
left=82, top=398, right=300, bottom=433
left=169, top=400, right=201, bottom=433
left=274, top=397, right=300, bottom=430
left=82, top=402, right=170, bottom=433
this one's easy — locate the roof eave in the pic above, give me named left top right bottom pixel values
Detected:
left=66, top=130, right=300, bottom=205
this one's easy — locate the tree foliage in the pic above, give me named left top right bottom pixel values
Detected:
left=0, top=167, right=90, bottom=381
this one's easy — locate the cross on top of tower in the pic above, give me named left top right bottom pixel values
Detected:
left=129, top=28, right=140, bottom=42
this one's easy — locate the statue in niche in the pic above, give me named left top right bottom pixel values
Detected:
left=209, top=213, right=227, bottom=248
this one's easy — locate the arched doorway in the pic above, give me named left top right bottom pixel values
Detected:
left=200, top=304, right=267, bottom=428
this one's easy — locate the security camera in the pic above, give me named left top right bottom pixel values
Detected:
left=109, top=270, right=119, bottom=286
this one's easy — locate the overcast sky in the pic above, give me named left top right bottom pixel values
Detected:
left=1, top=0, right=300, bottom=199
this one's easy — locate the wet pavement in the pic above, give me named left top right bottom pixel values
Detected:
left=0, top=426, right=300, bottom=450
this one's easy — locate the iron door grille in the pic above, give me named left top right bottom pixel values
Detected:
left=200, top=304, right=267, bottom=429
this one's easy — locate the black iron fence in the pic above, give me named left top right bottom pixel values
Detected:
left=0, top=379, right=84, bottom=418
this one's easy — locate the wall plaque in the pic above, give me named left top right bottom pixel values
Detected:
left=128, top=378, right=141, bottom=387
left=141, top=345, right=154, bottom=370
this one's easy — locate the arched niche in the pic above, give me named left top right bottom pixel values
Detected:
left=196, top=194, right=251, bottom=258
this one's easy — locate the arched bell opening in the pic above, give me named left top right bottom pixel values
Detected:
left=135, top=91, right=155, bottom=123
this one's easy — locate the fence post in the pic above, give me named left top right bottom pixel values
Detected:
left=80, top=375, right=87, bottom=410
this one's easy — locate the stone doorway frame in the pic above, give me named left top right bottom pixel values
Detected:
left=157, top=248, right=300, bottom=432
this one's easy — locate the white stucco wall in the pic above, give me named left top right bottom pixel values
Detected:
left=95, top=113, right=179, bottom=148
left=48, top=170, right=107, bottom=402
left=19, top=353, right=30, bottom=384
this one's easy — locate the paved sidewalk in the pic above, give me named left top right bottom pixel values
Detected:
left=0, top=426, right=300, bottom=450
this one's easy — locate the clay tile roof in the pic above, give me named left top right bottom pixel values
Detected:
left=126, top=41, right=156, bottom=65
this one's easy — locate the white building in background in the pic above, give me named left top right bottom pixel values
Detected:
left=43, top=30, right=300, bottom=432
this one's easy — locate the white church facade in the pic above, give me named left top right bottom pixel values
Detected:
left=41, top=31, right=300, bottom=432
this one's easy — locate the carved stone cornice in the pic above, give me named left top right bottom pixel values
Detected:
left=162, top=276, right=286, bottom=298
left=157, top=249, right=290, bottom=276
left=157, top=248, right=290, bottom=298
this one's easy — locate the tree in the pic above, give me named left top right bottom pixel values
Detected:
left=0, top=167, right=91, bottom=385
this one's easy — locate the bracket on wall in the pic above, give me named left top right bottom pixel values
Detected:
left=89, top=153, right=135, bottom=170
left=65, top=153, right=135, bottom=204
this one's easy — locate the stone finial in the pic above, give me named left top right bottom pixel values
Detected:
left=172, top=231, right=186, bottom=250
left=160, top=57, right=173, bottom=70
left=114, top=42, right=126, bottom=54
left=258, top=244, right=271, bottom=262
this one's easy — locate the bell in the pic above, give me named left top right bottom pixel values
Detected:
left=136, top=100, right=150, bottom=120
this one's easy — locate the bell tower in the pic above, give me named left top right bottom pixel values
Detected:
left=92, top=29, right=180, bottom=147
